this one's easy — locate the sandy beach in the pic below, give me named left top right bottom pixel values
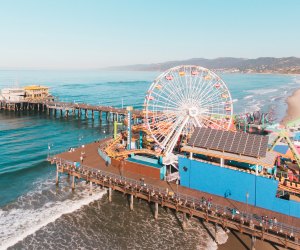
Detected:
left=219, top=231, right=278, bottom=250
left=282, top=88, right=300, bottom=125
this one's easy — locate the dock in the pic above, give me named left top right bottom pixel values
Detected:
left=0, top=99, right=143, bottom=122
left=49, top=139, right=300, bottom=250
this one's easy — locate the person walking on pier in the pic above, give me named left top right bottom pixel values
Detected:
left=80, top=155, right=83, bottom=164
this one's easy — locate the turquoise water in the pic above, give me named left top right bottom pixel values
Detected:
left=0, top=70, right=299, bottom=249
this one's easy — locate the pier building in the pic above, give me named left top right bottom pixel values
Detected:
left=24, top=85, right=51, bottom=100
left=0, top=87, right=25, bottom=101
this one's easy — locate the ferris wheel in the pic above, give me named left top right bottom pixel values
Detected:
left=143, top=65, right=233, bottom=157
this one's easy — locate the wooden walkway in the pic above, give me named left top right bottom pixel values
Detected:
left=49, top=140, right=300, bottom=249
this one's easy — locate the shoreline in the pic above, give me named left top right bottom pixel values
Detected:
left=281, top=88, right=300, bottom=126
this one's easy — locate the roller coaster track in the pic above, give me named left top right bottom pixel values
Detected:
left=270, top=130, right=300, bottom=169
left=104, top=136, right=160, bottom=159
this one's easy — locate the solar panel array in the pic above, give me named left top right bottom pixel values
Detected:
left=188, top=127, right=269, bottom=158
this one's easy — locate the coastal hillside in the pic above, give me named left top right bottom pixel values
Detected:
left=108, top=57, right=300, bottom=74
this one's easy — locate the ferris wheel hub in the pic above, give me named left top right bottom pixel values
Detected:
left=188, top=107, right=198, bottom=117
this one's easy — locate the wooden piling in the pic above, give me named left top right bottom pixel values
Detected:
left=154, top=202, right=158, bottom=219
left=55, top=166, right=59, bottom=186
left=251, top=236, right=256, bottom=250
left=72, top=175, right=75, bottom=190
left=130, top=194, right=134, bottom=211
left=214, top=222, right=218, bottom=244
left=89, top=181, right=93, bottom=196
left=182, top=212, right=187, bottom=230
left=108, top=187, right=112, bottom=202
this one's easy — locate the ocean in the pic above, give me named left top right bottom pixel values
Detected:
left=0, top=70, right=299, bottom=249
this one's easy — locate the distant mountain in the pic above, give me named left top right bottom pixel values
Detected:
left=107, top=57, right=300, bottom=74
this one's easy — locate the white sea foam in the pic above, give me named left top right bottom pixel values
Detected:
left=232, top=99, right=238, bottom=103
left=0, top=184, right=106, bottom=250
left=243, top=95, right=253, bottom=100
left=247, top=88, right=278, bottom=95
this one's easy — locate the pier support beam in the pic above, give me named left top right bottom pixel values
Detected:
left=56, top=166, right=59, bottom=186
left=99, top=111, right=102, bottom=121
left=60, top=109, right=63, bottom=117
left=182, top=212, right=188, bottom=231
left=89, top=181, right=93, bottom=196
left=214, top=222, right=218, bottom=244
left=130, top=194, right=134, bottom=211
left=154, top=202, right=158, bottom=220
left=72, top=175, right=76, bottom=190
left=92, top=110, right=94, bottom=120
left=251, top=236, right=256, bottom=250
left=108, top=187, right=112, bottom=202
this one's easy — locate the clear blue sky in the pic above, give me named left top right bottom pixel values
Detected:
left=0, top=0, right=299, bottom=69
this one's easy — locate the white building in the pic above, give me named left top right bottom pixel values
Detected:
left=0, top=88, right=25, bottom=102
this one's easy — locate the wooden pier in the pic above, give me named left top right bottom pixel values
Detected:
left=0, top=99, right=143, bottom=122
left=49, top=140, right=300, bottom=250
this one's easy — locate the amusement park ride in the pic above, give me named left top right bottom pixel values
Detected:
left=107, top=65, right=234, bottom=165
left=105, top=65, right=300, bottom=180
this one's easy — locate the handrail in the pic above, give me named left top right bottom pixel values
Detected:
left=49, top=156, right=300, bottom=241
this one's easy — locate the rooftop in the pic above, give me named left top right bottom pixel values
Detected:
left=24, top=85, right=49, bottom=90
left=181, top=145, right=277, bottom=168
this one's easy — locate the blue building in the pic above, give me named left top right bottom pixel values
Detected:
left=178, top=127, right=300, bottom=218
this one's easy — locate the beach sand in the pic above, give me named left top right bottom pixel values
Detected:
left=218, top=231, right=281, bottom=250
left=282, top=88, right=300, bottom=125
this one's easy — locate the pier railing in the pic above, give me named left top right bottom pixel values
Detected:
left=49, top=156, right=300, bottom=245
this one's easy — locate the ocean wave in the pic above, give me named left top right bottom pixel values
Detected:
left=247, top=88, right=278, bottom=95
left=0, top=181, right=106, bottom=249
left=243, top=95, right=253, bottom=100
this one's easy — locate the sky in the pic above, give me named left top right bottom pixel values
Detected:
left=0, top=0, right=299, bottom=69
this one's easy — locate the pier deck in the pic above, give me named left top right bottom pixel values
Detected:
left=50, top=140, right=300, bottom=249
left=0, top=99, right=143, bottom=121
